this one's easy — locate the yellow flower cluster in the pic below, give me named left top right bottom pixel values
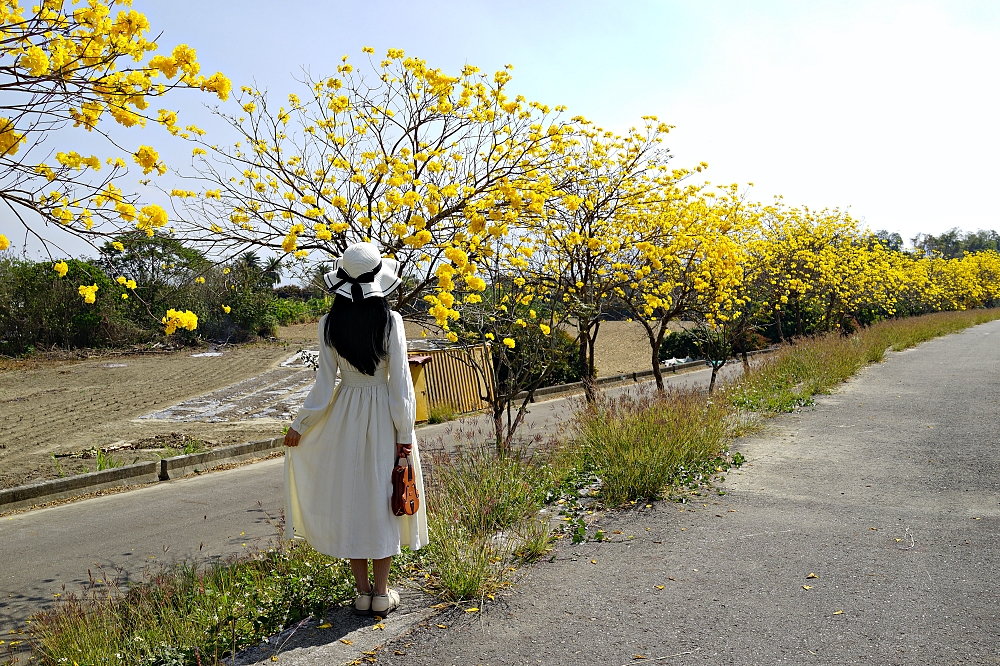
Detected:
left=133, top=145, right=166, bottom=176
left=78, top=284, right=98, bottom=303
left=162, top=309, right=198, bottom=335
left=0, top=117, right=25, bottom=157
left=0, top=234, right=9, bottom=251
left=2, top=0, right=230, bottom=253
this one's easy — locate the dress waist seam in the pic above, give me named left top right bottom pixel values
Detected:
left=339, top=380, right=389, bottom=389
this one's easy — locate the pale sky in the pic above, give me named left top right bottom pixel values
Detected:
left=5, top=0, right=1000, bottom=257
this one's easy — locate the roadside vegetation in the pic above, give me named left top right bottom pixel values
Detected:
left=21, top=308, right=999, bottom=666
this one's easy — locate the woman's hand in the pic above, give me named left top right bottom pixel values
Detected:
left=283, top=428, right=301, bottom=447
left=396, top=442, right=412, bottom=458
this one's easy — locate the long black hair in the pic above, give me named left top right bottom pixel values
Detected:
left=324, top=294, right=392, bottom=375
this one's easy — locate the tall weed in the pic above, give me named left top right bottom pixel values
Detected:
left=575, top=387, right=732, bottom=506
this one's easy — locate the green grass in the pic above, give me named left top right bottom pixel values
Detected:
left=28, top=540, right=357, bottom=665
left=94, top=449, right=122, bottom=471
left=420, top=441, right=570, bottom=599
left=426, top=403, right=458, bottom=424
left=729, top=310, right=1000, bottom=413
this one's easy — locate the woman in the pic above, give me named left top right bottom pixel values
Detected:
left=283, top=242, right=428, bottom=616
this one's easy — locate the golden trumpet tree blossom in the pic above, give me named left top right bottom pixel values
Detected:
left=533, top=117, right=676, bottom=399
left=1, top=0, right=229, bottom=332
left=617, top=181, right=749, bottom=389
left=168, top=50, right=575, bottom=316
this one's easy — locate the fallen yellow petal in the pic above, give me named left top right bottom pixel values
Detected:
left=802, top=585, right=813, bottom=590
left=465, top=607, right=479, bottom=613
left=895, top=538, right=902, bottom=543
left=634, top=655, right=648, bottom=660
left=373, top=622, right=385, bottom=631
left=654, top=585, right=665, bottom=590
left=270, top=657, right=278, bottom=662
left=340, top=639, right=354, bottom=645
left=436, top=624, right=448, bottom=629
left=591, top=559, right=597, bottom=564
left=833, top=610, right=843, bottom=615
left=806, top=573, right=818, bottom=579
left=317, top=623, right=332, bottom=629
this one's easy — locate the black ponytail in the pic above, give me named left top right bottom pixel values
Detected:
left=323, top=294, right=392, bottom=375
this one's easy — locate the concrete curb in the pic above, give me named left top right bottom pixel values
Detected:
left=0, top=437, right=286, bottom=513
left=0, top=461, right=160, bottom=513
left=159, top=437, right=284, bottom=480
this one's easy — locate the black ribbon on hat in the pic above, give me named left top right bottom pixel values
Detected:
left=330, top=261, right=382, bottom=301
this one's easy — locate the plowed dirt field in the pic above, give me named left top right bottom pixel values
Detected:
left=0, top=320, right=659, bottom=489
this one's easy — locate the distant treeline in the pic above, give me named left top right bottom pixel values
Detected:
left=872, top=227, right=1000, bottom=258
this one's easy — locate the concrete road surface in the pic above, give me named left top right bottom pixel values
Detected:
left=0, top=363, right=727, bottom=632
left=369, top=320, right=1000, bottom=665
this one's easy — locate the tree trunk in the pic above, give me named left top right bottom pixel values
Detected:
left=493, top=406, right=506, bottom=455
left=651, top=347, right=664, bottom=391
left=652, top=322, right=670, bottom=391
left=709, top=364, right=721, bottom=393
left=587, top=333, right=597, bottom=381
left=774, top=310, right=784, bottom=342
left=578, top=324, right=596, bottom=403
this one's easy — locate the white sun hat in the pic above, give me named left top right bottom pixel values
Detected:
left=323, top=242, right=402, bottom=301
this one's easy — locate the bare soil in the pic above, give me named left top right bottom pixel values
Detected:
left=0, top=320, right=661, bottom=489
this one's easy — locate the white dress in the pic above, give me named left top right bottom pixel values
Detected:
left=284, top=311, right=429, bottom=559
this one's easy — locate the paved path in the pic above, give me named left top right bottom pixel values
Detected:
left=367, top=320, right=1000, bottom=665
left=0, top=364, right=726, bottom=632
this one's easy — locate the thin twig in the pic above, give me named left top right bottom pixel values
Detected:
left=619, top=647, right=699, bottom=666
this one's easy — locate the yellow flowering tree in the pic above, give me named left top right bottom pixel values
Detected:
left=168, top=49, right=573, bottom=320
left=0, top=0, right=229, bottom=329
left=617, top=181, right=748, bottom=389
left=448, top=230, right=572, bottom=451
left=535, top=118, right=673, bottom=400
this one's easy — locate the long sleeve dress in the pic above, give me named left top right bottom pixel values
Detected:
left=283, top=311, right=429, bottom=559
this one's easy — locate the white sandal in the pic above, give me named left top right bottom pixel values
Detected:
left=370, top=588, right=400, bottom=616
left=354, top=581, right=373, bottom=615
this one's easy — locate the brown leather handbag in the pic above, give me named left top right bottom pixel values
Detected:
left=391, top=455, right=420, bottom=516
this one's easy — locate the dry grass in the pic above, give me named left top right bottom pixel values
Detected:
left=573, top=387, right=734, bottom=506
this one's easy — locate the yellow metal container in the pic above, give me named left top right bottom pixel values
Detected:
left=407, top=355, right=432, bottom=424
left=413, top=344, right=491, bottom=416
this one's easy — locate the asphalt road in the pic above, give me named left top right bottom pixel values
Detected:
left=368, top=320, right=1000, bottom=665
left=0, top=362, right=727, bottom=632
